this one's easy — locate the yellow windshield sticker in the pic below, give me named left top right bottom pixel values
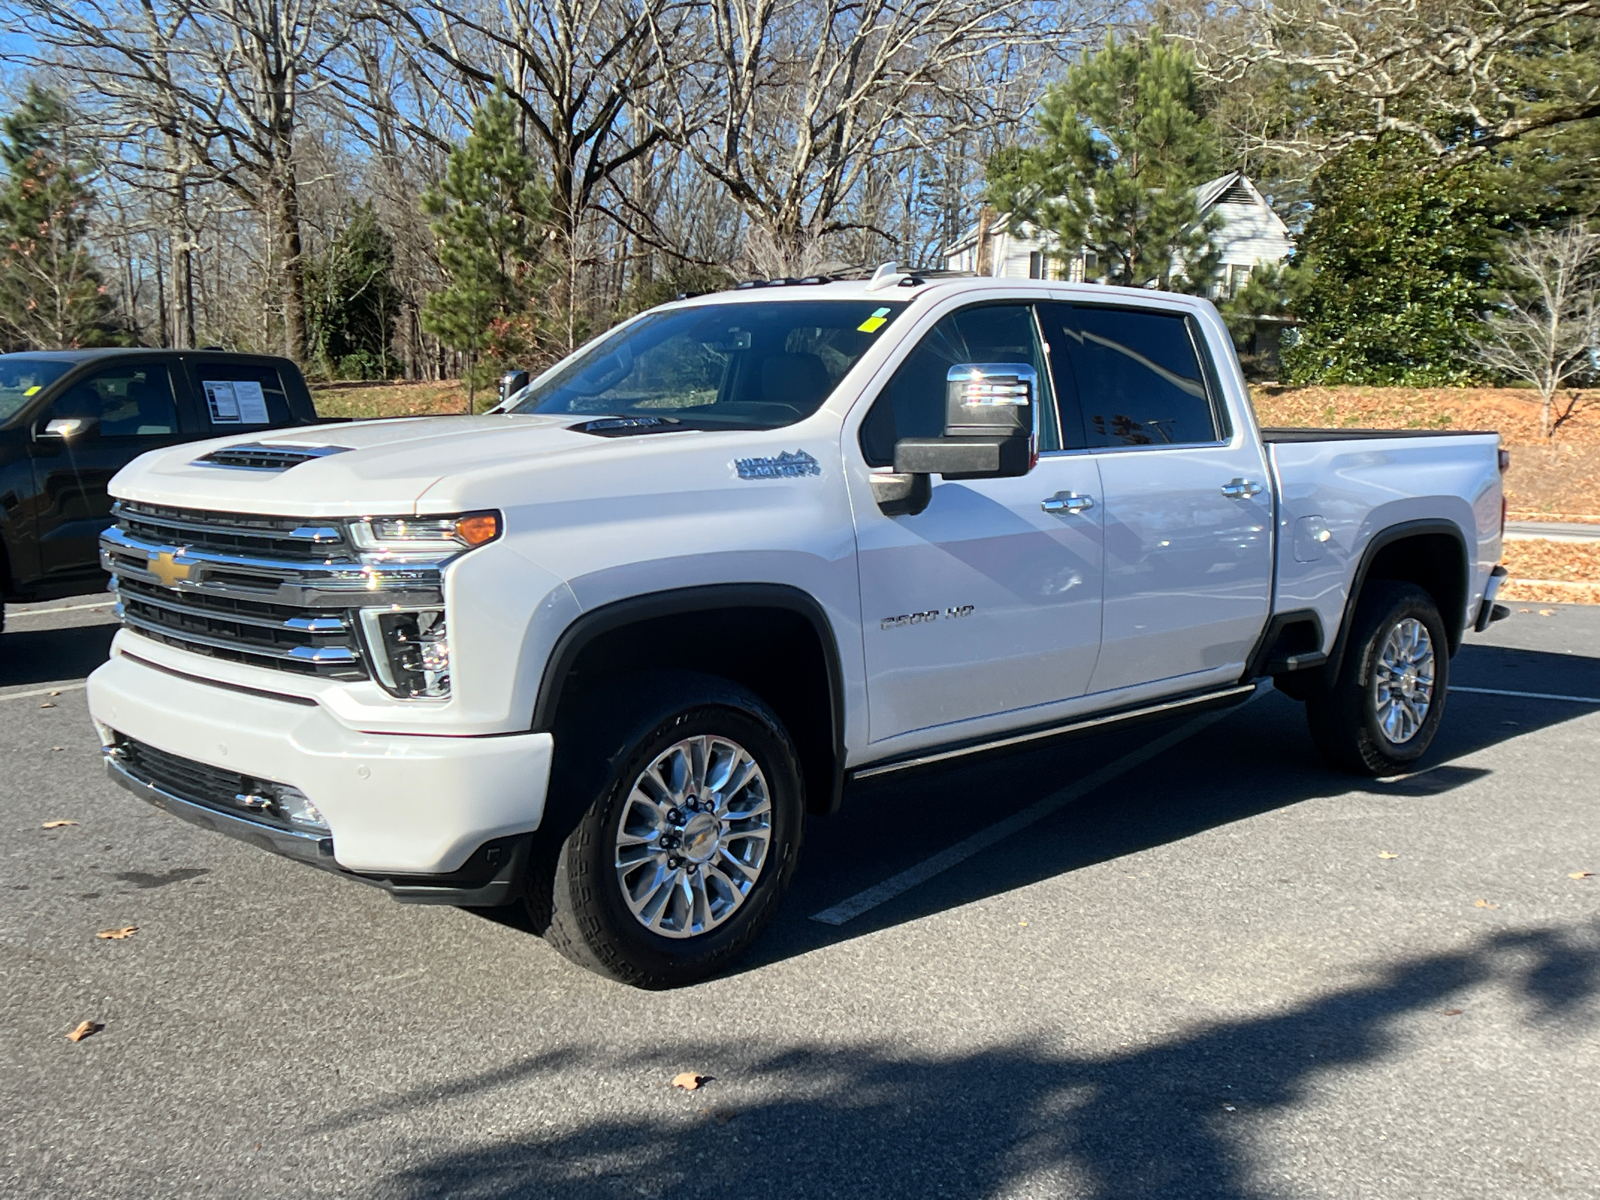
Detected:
left=857, top=307, right=892, bottom=334
left=24, top=385, right=41, bottom=395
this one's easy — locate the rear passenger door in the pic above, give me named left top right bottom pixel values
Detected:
left=1039, top=302, right=1272, bottom=697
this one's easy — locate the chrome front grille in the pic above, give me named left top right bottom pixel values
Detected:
left=115, top=576, right=365, bottom=679
left=103, top=502, right=443, bottom=682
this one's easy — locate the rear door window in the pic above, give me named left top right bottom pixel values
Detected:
left=1042, top=304, right=1222, bottom=449
left=185, top=360, right=293, bottom=430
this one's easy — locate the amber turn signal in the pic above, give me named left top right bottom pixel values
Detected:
left=455, top=513, right=501, bottom=546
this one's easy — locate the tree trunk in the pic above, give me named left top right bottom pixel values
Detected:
left=276, top=158, right=308, bottom=364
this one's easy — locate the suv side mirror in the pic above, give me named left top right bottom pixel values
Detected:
left=39, top=417, right=98, bottom=441
left=890, top=362, right=1036, bottom=482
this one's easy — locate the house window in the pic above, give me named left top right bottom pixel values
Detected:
left=1028, top=250, right=1045, bottom=280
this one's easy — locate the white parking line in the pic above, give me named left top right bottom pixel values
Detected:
left=810, top=690, right=1263, bottom=927
left=0, top=682, right=89, bottom=702
left=7, top=600, right=115, bottom=616
left=1451, top=685, right=1600, bottom=704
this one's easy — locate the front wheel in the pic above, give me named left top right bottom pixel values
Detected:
left=538, top=674, right=804, bottom=988
left=1305, top=582, right=1449, bottom=776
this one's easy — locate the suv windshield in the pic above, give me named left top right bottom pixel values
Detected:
left=510, top=300, right=907, bottom=429
left=0, top=356, right=74, bottom=423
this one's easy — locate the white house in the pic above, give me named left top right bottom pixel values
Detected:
left=944, top=170, right=1294, bottom=297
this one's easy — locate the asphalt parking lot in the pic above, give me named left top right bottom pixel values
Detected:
left=2, top=598, right=1597, bottom=1199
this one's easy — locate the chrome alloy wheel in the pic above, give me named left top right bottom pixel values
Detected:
left=1373, top=617, right=1435, bottom=744
left=613, top=735, right=772, bottom=938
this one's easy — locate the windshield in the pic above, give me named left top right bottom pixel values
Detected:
left=510, top=300, right=908, bottom=429
left=0, top=356, right=74, bottom=423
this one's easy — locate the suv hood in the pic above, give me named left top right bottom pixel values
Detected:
left=111, top=414, right=643, bottom=516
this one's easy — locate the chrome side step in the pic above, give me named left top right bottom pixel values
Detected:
left=848, top=683, right=1260, bottom=782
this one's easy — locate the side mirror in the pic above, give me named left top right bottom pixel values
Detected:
left=498, top=369, right=530, bottom=406
left=40, top=417, right=98, bottom=441
left=890, top=362, right=1036, bottom=484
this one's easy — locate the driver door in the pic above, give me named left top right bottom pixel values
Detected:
left=851, top=302, right=1105, bottom=746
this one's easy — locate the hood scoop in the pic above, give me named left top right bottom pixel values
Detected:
left=570, top=416, right=683, bottom=437
left=194, top=442, right=354, bottom=472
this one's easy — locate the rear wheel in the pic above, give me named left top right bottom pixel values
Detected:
left=1305, top=582, right=1449, bottom=776
left=536, top=673, right=804, bottom=988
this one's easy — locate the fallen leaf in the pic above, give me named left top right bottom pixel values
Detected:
left=66, top=1020, right=102, bottom=1043
left=41, top=820, right=77, bottom=829
left=49, top=690, right=60, bottom=696
left=1570, top=871, right=1594, bottom=880
left=1441, top=1008, right=1463, bottom=1016
left=1474, top=899, right=1500, bottom=909
left=50, top=746, right=65, bottom=752
left=1539, top=608, right=1557, bottom=616
left=38, top=702, right=55, bottom=709
left=1378, top=852, right=1399, bottom=860
left=1222, top=1104, right=1236, bottom=1112
left=1018, top=919, right=1029, bottom=926
left=96, top=926, right=138, bottom=940
left=672, top=1072, right=710, bottom=1092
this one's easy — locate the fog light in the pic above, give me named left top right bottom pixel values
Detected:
left=274, top=785, right=329, bottom=832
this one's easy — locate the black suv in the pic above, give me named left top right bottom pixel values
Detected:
left=0, top=349, right=320, bottom=625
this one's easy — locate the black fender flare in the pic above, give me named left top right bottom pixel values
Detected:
left=531, top=583, right=849, bottom=814
left=1321, top=517, right=1470, bottom=687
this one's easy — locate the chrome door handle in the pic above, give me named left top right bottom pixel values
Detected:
left=1042, top=491, right=1094, bottom=515
left=1221, top=477, right=1264, bottom=499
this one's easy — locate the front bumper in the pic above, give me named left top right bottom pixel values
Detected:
left=88, top=649, right=554, bottom=877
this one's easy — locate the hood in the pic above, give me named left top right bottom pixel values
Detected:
left=109, top=414, right=664, bottom=516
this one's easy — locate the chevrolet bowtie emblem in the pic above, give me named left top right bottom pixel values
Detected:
left=148, top=549, right=193, bottom=589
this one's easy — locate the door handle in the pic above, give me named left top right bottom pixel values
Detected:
left=1042, top=491, right=1094, bottom=515
left=1221, top=477, right=1263, bottom=499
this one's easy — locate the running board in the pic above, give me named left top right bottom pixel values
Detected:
left=848, top=683, right=1260, bottom=782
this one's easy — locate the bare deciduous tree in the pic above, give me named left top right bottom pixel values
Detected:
left=1472, top=224, right=1600, bottom=437
left=1178, top=0, right=1600, bottom=172
left=651, top=0, right=1088, bottom=275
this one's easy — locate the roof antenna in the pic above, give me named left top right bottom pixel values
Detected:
left=865, top=262, right=905, bottom=291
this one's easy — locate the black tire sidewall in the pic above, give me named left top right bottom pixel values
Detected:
left=556, top=687, right=803, bottom=987
left=1349, top=584, right=1450, bottom=769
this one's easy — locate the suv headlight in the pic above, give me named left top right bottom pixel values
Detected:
left=351, top=511, right=500, bottom=699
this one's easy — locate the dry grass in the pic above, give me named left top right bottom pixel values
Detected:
left=312, top=380, right=475, bottom=419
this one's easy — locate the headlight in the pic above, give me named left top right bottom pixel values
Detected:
left=362, top=608, right=451, bottom=698
left=348, top=511, right=500, bottom=560
left=350, top=511, right=499, bottom=699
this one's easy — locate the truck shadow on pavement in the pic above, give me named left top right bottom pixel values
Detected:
left=369, top=922, right=1599, bottom=1200
left=753, top=644, right=1599, bottom=964
left=0, top=615, right=117, bottom=689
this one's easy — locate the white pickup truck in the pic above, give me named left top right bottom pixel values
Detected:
left=87, top=270, right=1509, bottom=987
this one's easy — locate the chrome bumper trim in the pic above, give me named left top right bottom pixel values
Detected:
left=105, top=754, right=335, bottom=868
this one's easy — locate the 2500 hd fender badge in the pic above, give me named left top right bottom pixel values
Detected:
left=881, top=605, right=974, bottom=630
left=734, top=450, right=821, bottom=480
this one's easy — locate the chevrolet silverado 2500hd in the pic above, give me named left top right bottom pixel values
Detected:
left=86, top=270, right=1509, bottom=987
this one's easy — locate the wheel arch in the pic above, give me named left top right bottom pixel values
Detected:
left=1324, top=518, right=1470, bottom=686
left=533, top=584, right=847, bottom=816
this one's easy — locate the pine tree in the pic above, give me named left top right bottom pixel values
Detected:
left=0, top=85, right=119, bottom=351
left=988, top=33, right=1222, bottom=292
left=307, top=203, right=402, bottom=380
left=420, top=93, right=552, bottom=407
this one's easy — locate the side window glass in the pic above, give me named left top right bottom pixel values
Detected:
left=192, top=363, right=291, bottom=428
left=859, top=304, right=1059, bottom=468
left=49, top=363, right=179, bottom=438
left=1052, top=305, right=1218, bottom=448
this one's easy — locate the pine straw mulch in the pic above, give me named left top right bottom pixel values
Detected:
left=312, top=380, right=475, bottom=419
left=1498, top=539, right=1600, bottom=604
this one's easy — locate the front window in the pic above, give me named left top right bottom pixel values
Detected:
left=510, top=300, right=907, bottom=430
left=0, top=356, right=74, bottom=423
